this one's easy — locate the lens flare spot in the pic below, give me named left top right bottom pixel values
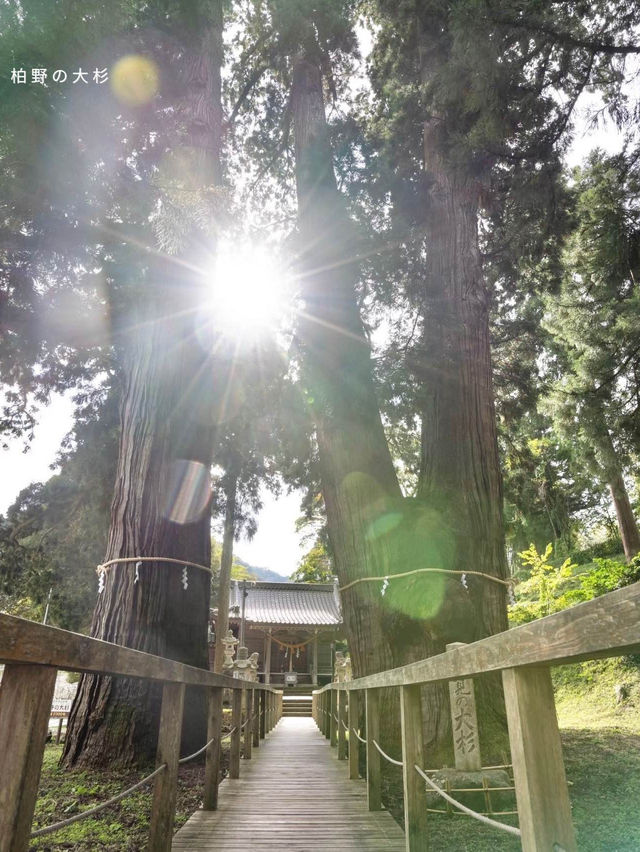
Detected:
left=365, top=511, right=403, bottom=541
left=111, top=55, right=159, bottom=106
left=162, top=460, right=211, bottom=525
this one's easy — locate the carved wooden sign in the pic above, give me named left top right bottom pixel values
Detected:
left=446, top=642, right=481, bottom=771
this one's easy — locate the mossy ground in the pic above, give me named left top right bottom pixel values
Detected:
left=30, top=739, right=230, bottom=851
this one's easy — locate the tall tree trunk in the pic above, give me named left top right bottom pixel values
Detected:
left=415, top=121, right=509, bottom=758
left=291, top=55, right=504, bottom=763
left=608, top=474, right=640, bottom=560
left=62, top=7, right=224, bottom=768
left=292, top=54, right=398, bottom=680
left=593, top=414, right=640, bottom=561
left=213, top=472, right=237, bottom=673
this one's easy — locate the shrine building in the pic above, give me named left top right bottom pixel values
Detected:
left=210, top=580, right=344, bottom=687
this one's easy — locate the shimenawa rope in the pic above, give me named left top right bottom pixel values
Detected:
left=339, top=567, right=515, bottom=593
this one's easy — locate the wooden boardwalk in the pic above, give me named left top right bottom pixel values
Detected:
left=172, top=716, right=406, bottom=851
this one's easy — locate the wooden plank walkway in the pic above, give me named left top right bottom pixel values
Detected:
left=172, top=716, right=406, bottom=851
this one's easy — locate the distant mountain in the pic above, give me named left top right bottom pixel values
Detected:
left=234, top=554, right=290, bottom=584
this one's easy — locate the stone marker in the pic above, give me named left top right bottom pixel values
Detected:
left=446, top=642, right=481, bottom=771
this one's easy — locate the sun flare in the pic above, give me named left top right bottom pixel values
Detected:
left=206, top=242, right=290, bottom=337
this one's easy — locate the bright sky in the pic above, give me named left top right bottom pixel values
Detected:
left=1, top=55, right=637, bottom=575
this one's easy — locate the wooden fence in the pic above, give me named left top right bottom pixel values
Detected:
left=0, top=613, right=282, bottom=852
left=313, top=580, right=640, bottom=852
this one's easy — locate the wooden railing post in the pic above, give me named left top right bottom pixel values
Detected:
left=329, top=688, right=337, bottom=747
left=348, top=689, right=361, bottom=780
left=365, top=688, right=382, bottom=811
left=322, top=692, right=329, bottom=738
left=244, top=688, right=253, bottom=760
left=312, top=692, right=318, bottom=725
left=203, top=686, right=223, bottom=811
left=229, top=688, right=242, bottom=779
left=252, top=688, right=260, bottom=749
left=320, top=692, right=325, bottom=737
left=400, top=684, right=429, bottom=851
left=503, top=666, right=577, bottom=852
left=0, top=663, right=57, bottom=852
left=148, top=681, right=185, bottom=852
left=337, top=689, right=347, bottom=760
left=259, top=690, right=266, bottom=739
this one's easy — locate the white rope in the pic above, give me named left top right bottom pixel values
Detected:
left=341, top=719, right=349, bottom=731
left=178, top=736, right=216, bottom=765
left=96, top=556, right=212, bottom=575
left=339, top=567, right=515, bottom=593
left=414, top=765, right=521, bottom=838
left=221, top=725, right=238, bottom=741
left=31, top=764, right=167, bottom=838
left=372, top=739, right=404, bottom=767
left=352, top=727, right=367, bottom=744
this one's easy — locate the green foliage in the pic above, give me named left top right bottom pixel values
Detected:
left=291, top=539, right=333, bottom=584
left=509, top=542, right=638, bottom=626
left=510, top=543, right=576, bottom=623
left=0, top=389, right=118, bottom=630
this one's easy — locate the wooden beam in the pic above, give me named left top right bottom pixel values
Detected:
left=314, top=582, right=640, bottom=692
left=203, top=686, right=223, bottom=810
left=348, top=689, right=361, bottom=780
left=0, top=664, right=57, bottom=852
left=0, top=613, right=267, bottom=691
left=503, top=666, right=576, bottom=852
left=323, top=692, right=330, bottom=739
left=400, top=685, right=428, bottom=851
left=264, top=631, right=272, bottom=685
left=365, top=689, right=382, bottom=811
left=329, top=689, right=337, bottom=748
left=337, top=689, right=347, bottom=759
left=252, top=688, right=260, bottom=748
left=312, top=633, right=318, bottom=686
left=230, top=688, right=242, bottom=778
left=259, top=690, right=266, bottom=739
left=148, top=681, right=185, bottom=852
left=244, top=689, right=253, bottom=760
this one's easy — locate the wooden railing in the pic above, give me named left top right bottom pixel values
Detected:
left=312, top=581, right=640, bottom=852
left=0, top=613, right=282, bottom=852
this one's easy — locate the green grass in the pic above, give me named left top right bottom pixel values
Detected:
left=384, top=658, right=640, bottom=851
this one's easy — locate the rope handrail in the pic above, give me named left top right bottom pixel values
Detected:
left=372, top=739, right=404, bottom=767
left=221, top=725, right=238, bottom=741
left=340, top=719, right=349, bottom=731
left=31, top=764, right=167, bottom=838
left=414, top=765, right=521, bottom=838
left=240, top=713, right=256, bottom=731
left=351, top=727, right=367, bottom=744
left=178, top=736, right=216, bottom=765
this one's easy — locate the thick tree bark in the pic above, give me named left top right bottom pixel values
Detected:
left=290, top=56, right=508, bottom=764
left=213, top=472, right=237, bottom=673
left=415, top=122, right=510, bottom=758
left=292, top=55, right=398, bottom=680
left=608, top=474, right=640, bottom=561
left=62, top=8, right=224, bottom=768
left=594, top=418, right=640, bottom=561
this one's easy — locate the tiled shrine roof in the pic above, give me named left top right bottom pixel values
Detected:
left=227, top=581, right=342, bottom=627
